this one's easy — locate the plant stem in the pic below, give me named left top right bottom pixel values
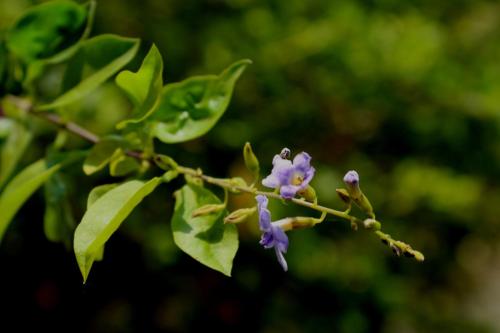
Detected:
left=5, top=95, right=424, bottom=261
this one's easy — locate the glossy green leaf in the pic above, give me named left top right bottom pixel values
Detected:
left=83, top=137, right=123, bottom=175
left=37, top=34, right=140, bottom=111
left=74, top=177, right=161, bottom=283
left=172, top=184, right=238, bottom=276
left=6, top=0, right=88, bottom=63
left=87, top=183, right=118, bottom=209
left=109, top=154, right=140, bottom=177
left=86, top=183, right=119, bottom=262
left=151, top=59, right=251, bottom=143
left=0, top=159, right=62, bottom=242
left=115, top=44, right=163, bottom=129
left=0, top=119, right=32, bottom=189
left=44, top=173, right=75, bottom=247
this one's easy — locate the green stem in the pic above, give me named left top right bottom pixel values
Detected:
left=6, top=95, right=423, bottom=261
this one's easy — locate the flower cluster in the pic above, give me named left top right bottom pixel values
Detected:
left=256, top=148, right=316, bottom=270
left=262, top=148, right=315, bottom=199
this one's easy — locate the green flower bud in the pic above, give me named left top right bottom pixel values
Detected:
left=191, top=204, right=225, bottom=218
left=224, top=207, right=256, bottom=224
left=154, top=154, right=178, bottom=171
left=298, top=185, right=317, bottom=203
left=274, top=216, right=319, bottom=231
left=343, top=170, right=374, bottom=218
left=335, top=188, right=351, bottom=204
left=243, top=142, right=260, bottom=178
left=363, top=218, right=381, bottom=230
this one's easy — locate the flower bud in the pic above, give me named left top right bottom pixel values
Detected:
left=363, top=218, right=381, bottom=230
left=343, top=170, right=374, bottom=218
left=298, top=185, right=317, bottom=203
left=154, top=154, right=178, bottom=171
left=335, top=188, right=351, bottom=204
left=243, top=142, right=260, bottom=177
left=343, top=170, right=361, bottom=199
left=274, top=216, right=319, bottom=231
left=191, top=204, right=225, bottom=218
left=224, top=207, right=256, bottom=224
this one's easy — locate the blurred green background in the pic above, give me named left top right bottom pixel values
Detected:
left=1, top=0, right=500, bottom=332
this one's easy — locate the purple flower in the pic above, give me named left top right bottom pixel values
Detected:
left=256, top=195, right=289, bottom=271
left=262, top=149, right=315, bottom=199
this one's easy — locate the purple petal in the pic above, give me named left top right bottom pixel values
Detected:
left=292, top=152, right=312, bottom=174
left=260, top=231, right=274, bottom=248
left=274, top=247, right=288, bottom=271
left=262, top=174, right=280, bottom=188
left=272, top=225, right=289, bottom=252
left=343, top=170, right=359, bottom=185
left=256, top=195, right=272, bottom=230
left=297, top=166, right=315, bottom=191
left=280, top=184, right=300, bottom=199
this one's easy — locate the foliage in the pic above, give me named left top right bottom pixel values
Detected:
left=2, top=0, right=497, bottom=332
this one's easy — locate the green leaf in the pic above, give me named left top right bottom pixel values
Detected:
left=37, top=34, right=140, bottom=111
left=172, top=184, right=238, bottom=276
left=6, top=0, right=89, bottom=63
left=0, top=159, right=62, bottom=242
left=115, top=44, right=163, bottom=129
left=87, top=183, right=118, bottom=209
left=74, top=177, right=161, bottom=283
left=85, top=183, right=119, bottom=262
left=83, top=136, right=123, bottom=175
left=44, top=173, right=75, bottom=247
left=0, top=119, right=32, bottom=189
left=109, top=154, right=140, bottom=177
left=151, top=59, right=251, bottom=143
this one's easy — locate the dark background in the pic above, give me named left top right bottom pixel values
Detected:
left=1, top=0, right=500, bottom=332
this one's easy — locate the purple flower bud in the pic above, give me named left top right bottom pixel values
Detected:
left=262, top=149, right=315, bottom=199
left=343, top=170, right=359, bottom=185
left=256, top=195, right=289, bottom=271
left=343, top=170, right=361, bottom=199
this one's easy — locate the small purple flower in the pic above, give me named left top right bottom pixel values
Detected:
left=256, top=195, right=289, bottom=271
left=262, top=149, right=315, bottom=199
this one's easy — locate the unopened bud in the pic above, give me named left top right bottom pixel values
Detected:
left=363, top=218, right=381, bottom=230
left=224, top=207, right=256, bottom=224
left=243, top=142, right=260, bottom=177
left=343, top=170, right=374, bottom=218
left=336, top=188, right=351, bottom=204
left=191, top=204, right=225, bottom=218
left=274, top=216, right=318, bottom=231
left=343, top=170, right=361, bottom=199
left=298, top=185, right=317, bottom=203
left=154, top=154, right=178, bottom=171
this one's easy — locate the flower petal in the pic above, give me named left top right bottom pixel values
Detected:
left=262, top=174, right=280, bottom=188
left=256, top=195, right=272, bottom=230
left=292, top=152, right=311, bottom=173
left=297, top=166, right=315, bottom=191
left=280, top=184, right=300, bottom=199
left=274, top=247, right=288, bottom=271
left=272, top=225, right=289, bottom=253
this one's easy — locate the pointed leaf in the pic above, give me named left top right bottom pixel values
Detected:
left=152, top=59, right=251, bottom=143
left=172, top=184, right=238, bottom=276
left=0, top=119, right=32, bottom=189
left=83, top=136, right=123, bottom=175
left=115, top=44, right=163, bottom=128
left=74, top=177, right=161, bottom=282
left=37, top=34, right=140, bottom=111
left=0, top=159, right=62, bottom=242
left=44, top=173, right=75, bottom=247
left=6, top=0, right=89, bottom=63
